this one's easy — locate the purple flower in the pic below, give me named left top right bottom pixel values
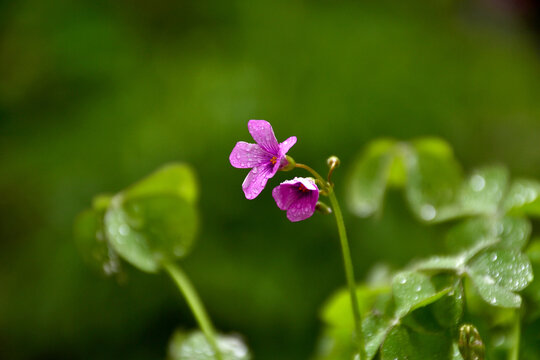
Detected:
left=230, top=120, right=297, bottom=199
left=272, top=177, right=319, bottom=222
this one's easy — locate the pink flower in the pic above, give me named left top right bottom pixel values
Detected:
left=272, top=177, right=319, bottom=222
left=230, top=120, right=297, bottom=199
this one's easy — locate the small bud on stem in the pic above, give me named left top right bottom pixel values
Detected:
left=458, top=324, right=485, bottom=360
left=327, top=156, right=341, bottom=184
left=315, top=201, right=333, bottom=214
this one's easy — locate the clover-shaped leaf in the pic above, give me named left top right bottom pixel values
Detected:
left=504, top=179, right=540, bottom=217
left=467, top=250, right=533, bottom=307
left=392, top=271, right=449, bottom=317
left=445, top=216, right=530, bottom=253
left=74, top=194, right=121, bottom=276
left=168, top=330, right=251, bottom=360
left=347, top=139, right=401, bottom=217
left=404, top=138, right=463, bottom=222
left=380, top=325, right=452, bottom=360
left=105, top=163, right=199, bottom=273
left=321, top=285, right=391, bottom=329
left=459, top=166, right=508, bottom=216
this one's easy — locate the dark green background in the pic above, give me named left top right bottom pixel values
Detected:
left=2, top=0, right=540, bottom=359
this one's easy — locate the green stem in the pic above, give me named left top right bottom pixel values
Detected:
left=509, top=310, right=520, bottom=360
left=164, top=262, right=222, bottom=360
left=328, top=189, right=365, bottom=360
left=295, top=163, right=326, bottom=184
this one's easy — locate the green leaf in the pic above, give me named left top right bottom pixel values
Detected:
left=380, top=325, right=452, bottom=360
left=504, top=179, right=540, bottom=217
left=168, top=330, right=251, bottom=360
left=104, top=164, right=199, bottom=273
left=105, top=194, right=198, bottom=273
left=363, top=313, right=394, bottom=360
left=404, top=138, right=463, bottom=222
left=432, top=284, right=464, bottom=328
left=392, top=271, right=449, bottom=317
left=468, top=250, right=533, bottom=307
left=413, top=255, right=465, bottom=272
left=445, top=216, right=530, bottom=253
left=124, top=163, right=198, bottom=205
left=313, top=327, right=356, bottom=360
left=469, top=250, right=533, bottom=292
left=459, top=166, right=509, bottom=215
left=74, top=205, right=121, bottom=276
left=321, top=285, right=391, bottom=329
left=347, top=139, right=398, bottom=217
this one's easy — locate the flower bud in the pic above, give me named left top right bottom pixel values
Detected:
left=280, top=155, right=296, bottom=171
left=315, top=201, right=333, bottom=214
left=327, top=156, right=340, bottom=169
left=458, top=324, right=485, bottom=360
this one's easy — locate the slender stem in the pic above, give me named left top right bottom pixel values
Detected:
left=509, top=310, right=520, bottom=360
left=164, top=262, right=222, bottom=360
left=295, top=163, right=326, bottom=184
left=328, top=189, right=365, bottom=359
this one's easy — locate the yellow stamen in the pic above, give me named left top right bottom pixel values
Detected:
left=270, top=156, right=277, bottom=165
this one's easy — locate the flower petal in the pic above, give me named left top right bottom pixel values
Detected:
left=242, top=165, right=277, bottom=199
left=279, top=136, right=297, bottom=155
left=286, top=193, right=318, bottom=222
left=248, top=120, right=280, bottom=154
left=272, top=183, right=302, bottom=211
left=229, top=141, right=269, bottom=168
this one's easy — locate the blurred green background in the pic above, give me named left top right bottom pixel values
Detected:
left=2, top=0, right=540, bottom=359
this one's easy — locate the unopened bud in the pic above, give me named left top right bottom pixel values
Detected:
left=327, top=156, right=340, bottom=169
left=315, top=201, right=333, bottom=215
left=458, top=324, right=485, bottom=360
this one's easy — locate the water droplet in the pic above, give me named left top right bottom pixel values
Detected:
left=420, top=204, right=436, bottom=221
left=119, top=224, right=129, bottom=236
left=490, top=297, right=497, bottom=304
left=484, top=275, right=495, bottom=285
left=470, top=174, right=486, bottom=192
left=491, top=254, right=498, bottom=261
left=399, top=277, right=407, bottom=284
left=415, top=285, right=422, bottom=292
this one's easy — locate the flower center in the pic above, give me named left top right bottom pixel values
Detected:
left=298, top=184, right=309, bottom=193
left=270, top=156, right=277, bottom=165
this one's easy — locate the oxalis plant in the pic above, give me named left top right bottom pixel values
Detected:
left=75, top=120, right=540, bottom=360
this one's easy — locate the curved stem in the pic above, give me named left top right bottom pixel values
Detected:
left=509, top=310, right=520, bottom=360
left=328, top=189, right=365, bottom=359
left=295, top=163, right=326, bottom=184
left=164, top=262, right=222, bottom=360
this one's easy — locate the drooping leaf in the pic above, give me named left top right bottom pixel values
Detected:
left=347, top=139, right=399, bottom=217
left=504, top=179, right=540, bottom=217
left=362, top=313, right=394, bottom=360
left=167, top=330, right=251, bottom=360
left=404, top=138, right=463, bottom=222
